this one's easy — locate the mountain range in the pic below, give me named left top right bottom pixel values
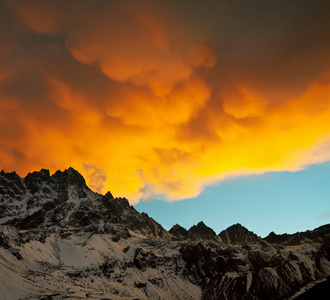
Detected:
left=1, top=168, right=330, bottom=299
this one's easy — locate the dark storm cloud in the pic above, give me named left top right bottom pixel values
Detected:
left=1, top=0, right=330, bottom=201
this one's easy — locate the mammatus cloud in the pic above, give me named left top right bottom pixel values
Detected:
left=1, top=0, right=330, bottom=203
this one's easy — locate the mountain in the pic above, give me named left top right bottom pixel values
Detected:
left=1, top=168, right=330, bottom=300
left=169, top=222, right=220, bottom=242
left=219, top=223, right=262, bottom=244
left=0, top=167, right=168, bottom=239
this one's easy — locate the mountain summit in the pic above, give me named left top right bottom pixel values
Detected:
left=219, top=223, right=262, bottom=244
left=1, top=168, right=330, bottom=299
left=0, top=168, right=168, bottom=239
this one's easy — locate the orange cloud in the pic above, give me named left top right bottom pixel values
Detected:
left=103, top=77, right=210, bottom=127
left=65, top=7, right=214, bottom=97
left=1, top=1, right=330, bottom=203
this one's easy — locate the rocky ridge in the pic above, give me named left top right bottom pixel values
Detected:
left=0, top=168, right=330, bottom=300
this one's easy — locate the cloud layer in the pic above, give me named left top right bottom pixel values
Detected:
left=1, top=0, right=330, bottom=202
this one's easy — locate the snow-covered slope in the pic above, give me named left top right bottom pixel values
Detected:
left=1, top=168, right=330, bottom=300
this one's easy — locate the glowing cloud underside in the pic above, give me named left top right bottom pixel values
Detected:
left=1, top=0, right=330, bottom=203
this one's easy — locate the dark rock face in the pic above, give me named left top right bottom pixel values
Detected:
left=169, top=222, right=220, bottom=242
left=188, top=221, right=218, bottom=241
left=294, top=278, right=330, bottom=300
left=0, top=171, right=25, bottom=219
left=18, top=209, right=46, bottom=230
left=219, top=223, right=261, bottom=244
left=169, top=224, right=189, bottom=240
left=181, top=239, right=330, bottom=300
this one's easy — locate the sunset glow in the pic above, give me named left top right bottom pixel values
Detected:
left=1, top=0, right=330, bottom=204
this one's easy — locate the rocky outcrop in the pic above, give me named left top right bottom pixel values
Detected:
left=219, top=223, right=262, bottom=244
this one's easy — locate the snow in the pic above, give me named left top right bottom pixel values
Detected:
left=62, top=186, right=84, bottom=223
left=0, top=227, right=202, bottom=299
left=21, top=239, right=59, bottom=270
left=0, top=226, right=329, bottom=300
left=0, top=247, right=43, bottom=300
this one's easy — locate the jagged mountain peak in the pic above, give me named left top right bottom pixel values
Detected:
left=26, top=168, right=51, bottom=179
left=189, top=221, right=213, bottom=231
left=219, top=223, right=261, bottom=244
left=169, top=221, right=220, bottom=241
left=189, top=221, right=214, bottom=233
left=0, top=168, right=170, bottom=240
left=223, top=223, right=250, bottom=233
left=104, top=191, right=114, bottom=199
left=188, top=221, right=219, bottom=241
left=169, top=224, right=189, bottom=240
left=170, top=224, right=187, bottom=233
left=1, top=169, right=20, bottom=178
left=24, top=167, right=84, bottom=181
left=51, top=167, right=87, bottom=187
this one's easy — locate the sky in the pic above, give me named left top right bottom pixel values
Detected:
left=136, top=162, right=330, bottom=237
left=0, top=0, right=330, bottom=236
